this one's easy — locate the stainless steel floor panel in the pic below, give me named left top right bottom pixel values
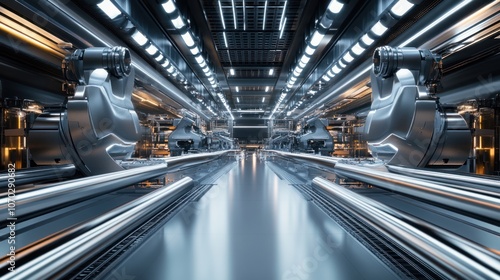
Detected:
left=107, top=154, right=399, bottom=280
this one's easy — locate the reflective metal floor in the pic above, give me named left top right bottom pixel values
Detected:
left=107, top=153, right=398, bottom=280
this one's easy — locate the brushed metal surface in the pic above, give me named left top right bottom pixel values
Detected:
left=106, top=154, right=398, bottom=280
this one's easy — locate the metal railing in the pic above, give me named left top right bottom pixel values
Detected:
left=0, top=177, right=193, bottom=280
left=313, top=177, right=500, bottom=280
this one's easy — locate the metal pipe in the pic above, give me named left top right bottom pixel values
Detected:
left=268, top=150, right=339, bottom=170
left=0, top=164, right=76, bottom=188
left=313, top=177, right=500, bottom=279
left=161, top=150, right=234, bottom=171
left=333, top=163, right=500, bottom=223
left=0, top=163, right=168, bottom=225
left=387, top=165, right=500, bottom=193
left=0, top=177, right=193, bottom=279
left=0, top=151, right=233, bottom=226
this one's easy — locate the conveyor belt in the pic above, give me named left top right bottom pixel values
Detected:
left=71, top=184, right=213, bottom=279
left=266, top=161, right=445, bottom=280
left=71, top=161, right=237, bottom=279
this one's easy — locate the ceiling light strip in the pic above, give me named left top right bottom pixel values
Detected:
left=262, top=0, right=268, bottom=30
left=231, top=0, right=237, bottom=29
left=279, top=1, right=288, bottom=31
left=279, top=17, right=287, bottom=39
left=218, top=0, right=226, bottom=30
left=243, top=0, right=246, bottom=31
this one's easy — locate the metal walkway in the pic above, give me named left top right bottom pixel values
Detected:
left=105, top=153, right=398, bottom=280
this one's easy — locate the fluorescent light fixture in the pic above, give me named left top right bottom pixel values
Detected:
left=279, top=17, right=287, bottom=39
left=332, top=65, right=341, bottom=74
left=166, top=65, right=175, bottom=73
left=146, top=44, right=158, bottom=55
left=231, top=0, right=237, bottom=29
left=202, top=66, right=210, bottom=73
left=310, top=30, right=325, bottom=47
left=391, top=0, right=414, bottom=17
left=212, top=84, right=218, bottom=88
left=218, top=1, right=226, bottom=30
left=327, top=0, right=344, bottom=14
left=162, top=60, right=170, bottom=67
left=371, top=20, right=388, bottom=36
left=343, top=52, right=354, bottom=62
left=97, top=0, right=121, bottom=19
left=400, top=0, right=472, bottom=47
left=131, top=30, right=148, bottom=46
left=299, top=60, right=307, bottom=68
left=243, top=0, right=246, bottom=30
left=338, top=60, right=346, bottom=68
left=190, top=46, right=200, bottom=55
left=263, top=0, right=268, bottom=30
left=279, top=1, right=288, bottom=30
left=351, top=42, right=365, bottom=55
left=162, top=0, right=176, bottom=14
left=199, top=60, right=207, bottom=68
left=305, top=45, right=315, bottom=56
left=195, top=55, right=204, bottom=64
left=171, top=15, right=186, bottom=29
left=361, top=33, right=374, bottom=45
left=300, top=54, right=311, bottom=64
left=269, top=69, right=274, bottom=76
left=290, top=76, right=297, bottom=82
left=326, top=69, right=335, bottom=77
left=155, top=54, right=164, bottom=61
left=181, top=32, right=195, bottom=47
left=237, top=97, right=240, bottom=102
left=262, top=97, right=265, bottom=102
left=236, top=86, right=239, bottom=92
left=265, top=86, right=269, bottom=92
left=322, top=75, right=331, bottom=82
left=223, top=32, right=229, bottom=48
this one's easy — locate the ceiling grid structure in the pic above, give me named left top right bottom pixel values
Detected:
left=201, top=0, right=305, bottom=117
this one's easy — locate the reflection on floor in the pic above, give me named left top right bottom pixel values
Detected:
left=107, top=152, right=398, bottom=280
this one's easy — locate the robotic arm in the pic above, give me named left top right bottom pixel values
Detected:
left=29, top=47, right=140, bottom=175
left=364, top=46, right=471, bottom=168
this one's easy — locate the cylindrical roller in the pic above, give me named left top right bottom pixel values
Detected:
left=0, top=177, right=193, bottom=280
left=313, top=177, right=500, bottom=280
left=333, top=163, right=500, bottom=223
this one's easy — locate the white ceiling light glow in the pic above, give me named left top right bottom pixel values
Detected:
left=371, top=20, right=388, bottom=36
left=162, top=0, right=176, bottom=14
left=97, top=0, right=121, bottom=19
left=171, top=15, right=186, bottom=29
left=131, top=30, right=148, bottom=46
left=262, top=0, right=268, bottom=30
left=327, top=0, right=344, bottom=14
left=181, top=32, right=195, bottom=47
left=361, top=33, right=374, bottom=45
left=391, top=0, right=415, bottom=17
left=145, top=44, right=158, bottom=55
left=310, top=30, right=325, bottom=47
left=351, top=42, right=365, bottom=55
